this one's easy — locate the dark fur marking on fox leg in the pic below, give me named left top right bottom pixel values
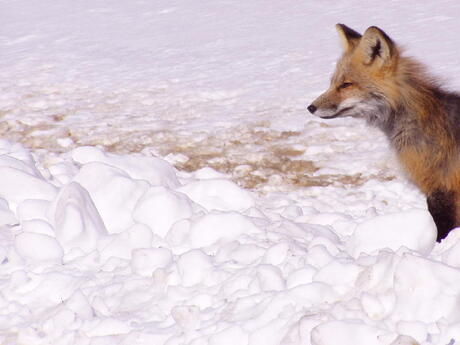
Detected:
left=427, top=189, right=456, bottom=242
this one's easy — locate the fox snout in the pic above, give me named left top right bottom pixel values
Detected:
left=307, top=93, right=341, bottom=119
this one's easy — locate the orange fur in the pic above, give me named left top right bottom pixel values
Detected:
left=308, top=24, right=460, bottom=241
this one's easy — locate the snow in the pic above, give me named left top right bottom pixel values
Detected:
left=347, top=209, right=437, bottom=258
left=189, top=211, right=262, bottom=248
left=73, top=161, right=149, bottom=234
left=178, top=178, right=255, bottom=212
left=177, top=249, right=215, bottom=287
left=2, top=147, right=442, bottom=345
left=14, top=232, right=63, bottom=263
left=2, top=0, right=460, bottom=344
left=131, top=247, right=173, bottom=277
left=311, top=320, right=390, bottom=345
left=133, top=186, right=195, bottom=237
left=0, top=166, right=57, bottom=206
left=51, top=182, right=107, bottom=255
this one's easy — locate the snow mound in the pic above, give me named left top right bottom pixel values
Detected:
left=189, top=211, right=262, bottom=248
left=72, top=146, right=180, bottom=188
left=73, top=161, right=149, bottom=234
left=14, top=232, right=64, bottom=263
left=347, top=209, right=436, bottom=257
left=133, top=186, right=195, bottom=237
left=0, top=167, right=57, bottom=206
left=393, top=253, right=460, bottom=324
left=178, top=178, right=255, bottom=212
left=50, top=182, right=107, bottom=254
left=0, top=141, right=447, bottom=344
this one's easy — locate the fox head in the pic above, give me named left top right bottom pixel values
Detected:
left=308, top=24, right=399, bottom=126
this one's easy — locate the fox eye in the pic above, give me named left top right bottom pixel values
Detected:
left=338, top=82, right=353, bottom=89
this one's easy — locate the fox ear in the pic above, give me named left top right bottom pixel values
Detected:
left=358, top=26, right=395, bottom=67
left=336, top=24, right=362, bottom=51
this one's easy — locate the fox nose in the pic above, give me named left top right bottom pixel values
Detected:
left=307, top=104, right=317, bottom=114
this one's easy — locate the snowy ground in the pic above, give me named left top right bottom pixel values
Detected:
left=2, top=0, right=460, bottom=344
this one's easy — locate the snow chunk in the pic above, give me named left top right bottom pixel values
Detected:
left=220, top=274, right=252, bottom=296
left=396, top=321, right=426, bottom=344
left=65, top=290, right=93, bottom=319
left=14, top=232, right=63, bottom=263
left=216, top=242, right=265, bottom=264
left=0, top=197, right=16, bottom=226
left=209, top=326, right=248, bottom=345
left=166, top=219, right=192, bottom=246
left=313, top=260, right=363, bottom=293
left=306, top=245, right=334, bottom=268
left=361, top=293, right=390, bottom=320
left=392, top=253, right=460, bottom=323
left=0, top=147, right=41, bottom=177
left=16, top=199, right=50, bottom=222
left=189, top=211, right=261, bottom=248
left=177, top=249, right=214, bottom=286
left=288, top=282, right=339, bottom=305
left=73, top=162, right=149, bottom=234
left=85, top=318, right=130, bottom=337
left=389, top=335, right=420, bottom=345
left=21, top=219, right=54, bottom=236
left=286, top=266, right=316, bottom=289
left=131, top=247, right=173, bottom=276
left=347, top=209, right=436, bottom=257
left=171, top=305, right=200, bottom=331
left=249, top=318, right=289, bottom=345
left=49, top=182, right=107, bottom=254
left=178, top=179, right=254, bottom=212
left=48, top=161, right=79, bottom=185
left=193, top=167, right=228, bottom=179
left=311, top=320, right=388, bottom=345
left=72, top=146, right=179, bottom=187
left=98, top=223, right=153, bottom=261
left=263, top=242, right=289, bottom=265
left=133, top=186, right=194, bottom=237
left=257, top=264, right=285, bottom=291
left=0, top=167, right=57, bottom=206
left=50, top=308, right=75, bottom=331
left=22, top=272, right=79, bottom=308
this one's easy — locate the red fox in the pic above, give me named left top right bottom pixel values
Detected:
left=308, top=24, right=460, bottom=242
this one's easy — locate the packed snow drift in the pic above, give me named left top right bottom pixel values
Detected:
left=2, top=0, right=460, bottom=344
left=3, top=139, right=459, bottom=345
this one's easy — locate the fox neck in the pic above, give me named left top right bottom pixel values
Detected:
left=388, top=86, right=452, bottom=152
left=380, top=70, right=460, bottom=193
left=373, top=57, right=452, bottom=152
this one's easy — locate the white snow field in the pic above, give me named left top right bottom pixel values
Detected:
left=2, top=0, right=460, bottom=344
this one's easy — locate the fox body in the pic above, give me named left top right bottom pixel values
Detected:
left=308, top=24, right=460, bottom=242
